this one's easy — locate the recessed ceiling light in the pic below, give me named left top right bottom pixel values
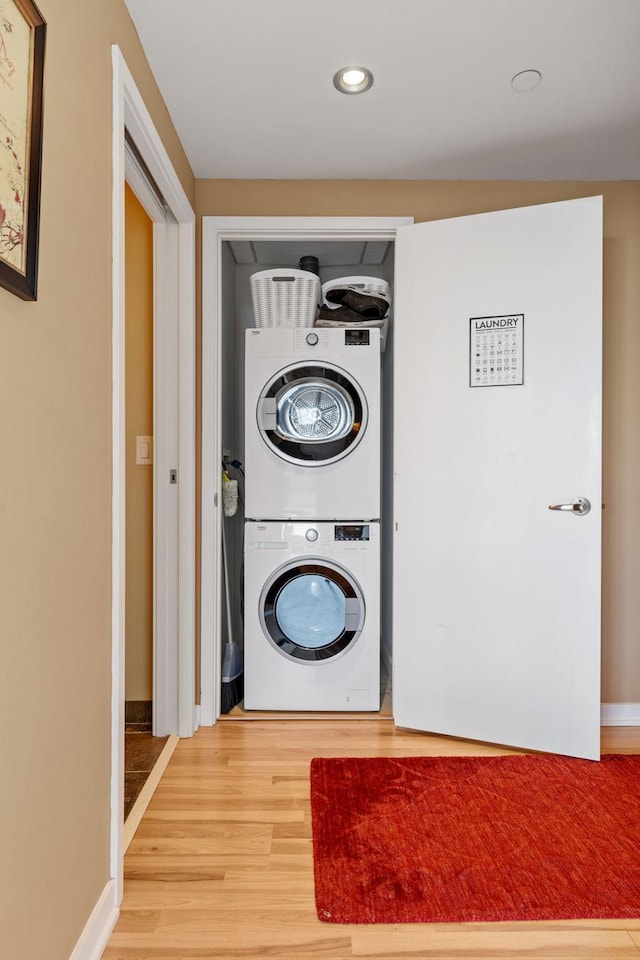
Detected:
left=511, top=69, right=542, bottom=92
left=333, top=65, right=374, bottom=95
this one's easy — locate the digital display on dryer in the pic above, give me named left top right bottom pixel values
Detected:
left=345, top=329, right=370, bottom=346
left=335, top=524, right=370, bottom=541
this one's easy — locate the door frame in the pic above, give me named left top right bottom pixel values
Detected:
left=124, top=143, right=179, bottom=741
left=111, top=46, right=196, bottom=903
left=200, top=216, right=412, bottom=725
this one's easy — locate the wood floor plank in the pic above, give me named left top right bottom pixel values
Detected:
left=123, top=865, right=226, bottom=883
left=272, top=818, right=313, bottom=839
left=112, top=910, right=162, bottom=934
left=116, top=880, right=231, bottom=910
left=121, top=886, right=315, bottom=912
left=107, top=927, right=352, bottom=950
left=104, top=719, right=640, bottom=959
left=134, top=808, right=304, bottom=828
left=127, top=830, right=272, bottom=857
left=221, top=870, right=315, bottom=892
left=352, top=924, right=640, bottom=957
left=103, top=941, right=352, bottom=959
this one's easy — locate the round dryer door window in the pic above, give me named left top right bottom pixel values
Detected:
left=260, top=560, right=365, bottom=663
left=256, top=362, right=368, bottom=465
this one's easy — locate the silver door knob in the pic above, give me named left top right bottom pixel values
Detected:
left=548, top=497, right=591, bottom=516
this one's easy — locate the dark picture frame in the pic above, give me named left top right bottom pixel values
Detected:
left=0, top=0, right=45, bottom=300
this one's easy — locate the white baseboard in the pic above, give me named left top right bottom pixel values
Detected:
left=69, top=879, right=119, bottom=960
left=601, top=702, right=640, bottom=726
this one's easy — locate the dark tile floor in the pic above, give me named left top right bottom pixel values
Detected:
left=124, top=710, right=168, bottom=819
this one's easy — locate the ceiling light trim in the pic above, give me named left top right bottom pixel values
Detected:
left=333, top=65, right=374, bottom=95
left=511, top=69, right=542, bottom=92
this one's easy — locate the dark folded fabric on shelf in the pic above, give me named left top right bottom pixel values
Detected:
left=317, top=305, right=369, bottom=324
left=324, top=288, right=389, bottom=319
left=316, top=306, right=385, bottom=328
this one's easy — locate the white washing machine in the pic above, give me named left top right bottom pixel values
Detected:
left=244, top=327, right=381, bottom=520
left=244, top=520, right=380, bottom=711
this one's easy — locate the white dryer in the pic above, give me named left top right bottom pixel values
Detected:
left=244, top=327, right=381, bottom=520
left=244, top=520, right=380, bottom=711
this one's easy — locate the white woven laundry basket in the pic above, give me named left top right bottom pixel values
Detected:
left=250, top=268, right=320, bottom=328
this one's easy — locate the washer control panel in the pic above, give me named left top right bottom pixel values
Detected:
left=334, top=524, right=370, bottom=542
left=281, top=522, right=378, bottom=552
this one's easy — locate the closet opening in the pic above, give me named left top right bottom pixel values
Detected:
left=209, top=232, right=400, bottom=721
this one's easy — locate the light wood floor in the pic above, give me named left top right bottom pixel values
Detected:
left=103, top=721, right=640, bottom=959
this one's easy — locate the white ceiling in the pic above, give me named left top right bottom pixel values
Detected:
left=124, top=0, right=640, bottom=181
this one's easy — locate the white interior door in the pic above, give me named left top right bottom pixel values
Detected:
left=393, top=196, right=602, bottom=760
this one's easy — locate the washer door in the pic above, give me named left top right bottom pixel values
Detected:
left=260, top=560, right=365, bottom=663
left=256, top=362, right=368, bottom=465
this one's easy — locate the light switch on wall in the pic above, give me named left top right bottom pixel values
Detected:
left=136, top=435, right=153, bottom=465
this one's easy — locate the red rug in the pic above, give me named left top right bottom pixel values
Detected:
left=310, top=754, right=640, bottom=923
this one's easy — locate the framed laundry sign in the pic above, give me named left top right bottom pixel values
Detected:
left=470, top=314, right=524, bottom=387
left=0, top=0, right=46, bottom=300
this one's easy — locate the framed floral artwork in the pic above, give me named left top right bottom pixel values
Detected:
left=0, top=0, right=45, bottom=300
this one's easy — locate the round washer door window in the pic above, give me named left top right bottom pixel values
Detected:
left=260, top=560, right=365, bottom=663
left=256, top=362, right=368, bottom=466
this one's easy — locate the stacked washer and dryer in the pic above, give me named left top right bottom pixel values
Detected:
left=243, top=277, right=384, bottom=711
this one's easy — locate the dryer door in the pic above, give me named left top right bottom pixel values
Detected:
left=257, top=362, right=367, bottom=465
left=260, top=560, right=365, bottom=662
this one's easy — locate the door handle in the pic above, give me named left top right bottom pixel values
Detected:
left=548, top=497, right=591, bottom=516
left=345, top=597, right=365, bottom=631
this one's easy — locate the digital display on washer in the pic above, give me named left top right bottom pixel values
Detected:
left=345, top=329, right=370, bottom=346
left=334, top=524, right=370, bottom=541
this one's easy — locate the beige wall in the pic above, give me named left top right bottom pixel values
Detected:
left=125, top=184, right=153, bottom=701
left=0, top=2, right=194, bottom=958
left=196, top=179, right=640, bottom=704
